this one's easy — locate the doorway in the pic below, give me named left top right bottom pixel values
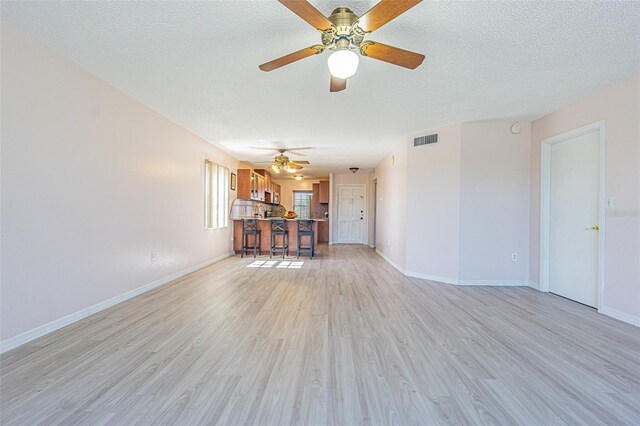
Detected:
left=540, top=120, right=605, bottom=308
left=337, top=184, right=366, bottom=244
left=372, top=179, right=377, bottom=248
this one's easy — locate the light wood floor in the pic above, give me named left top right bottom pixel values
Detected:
left=1, top=245, right=639, bottom=425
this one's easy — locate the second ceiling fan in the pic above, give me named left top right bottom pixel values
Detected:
left=259, top=0, right=426, bottom=92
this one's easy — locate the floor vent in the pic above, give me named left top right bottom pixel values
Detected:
left=414, top=133, right=439, bottom=147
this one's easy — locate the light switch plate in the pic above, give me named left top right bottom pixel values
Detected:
left=607, top=197, right=614, bottom=208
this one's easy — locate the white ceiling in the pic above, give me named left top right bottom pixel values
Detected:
left=3, top=1, right=639, bottom=176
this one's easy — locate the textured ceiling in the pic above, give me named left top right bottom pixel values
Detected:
left=3, top=0, right=640, bottom=176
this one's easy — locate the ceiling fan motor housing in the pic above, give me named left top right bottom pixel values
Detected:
left=323, top=7, right=365, bottom=51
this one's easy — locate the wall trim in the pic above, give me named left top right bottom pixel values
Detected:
left=375, top=249, right=405, bottom=274
left=405, top=271, right=459, bottom=285
left=0, top=252, right=234, bottom=354
left=599, top=306, right=640, bottom=327
left=457, top=279, right=530, bottom=286
left=404, top=272, right=529, bottom=287
left=528, top=281, right=541, bottom=290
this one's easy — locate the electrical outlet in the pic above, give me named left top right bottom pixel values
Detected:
left=512, top=253, right=518, bottom=261
left=151, top=250, right=157, bottom=262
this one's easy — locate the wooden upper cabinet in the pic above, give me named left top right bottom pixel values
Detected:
left=236, top=169, right=252, bottom=200
left=311, top=183, right=320, bottom=218
left=319, top=180, right=330, bottom=204
left=272, top=183, right=281, bottom=204
left=237, top=169, right=267, bottom=201
left=237, top=169, right=286, bottom=203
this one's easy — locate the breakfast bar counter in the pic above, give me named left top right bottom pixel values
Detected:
left=232, top=218, right=326, bottom=255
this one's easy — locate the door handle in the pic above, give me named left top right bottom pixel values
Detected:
left=584, top=225, right=600, bottom=231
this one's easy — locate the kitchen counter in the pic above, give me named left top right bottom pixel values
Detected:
left=231, top=217, right=328, bottom=221
left=232, top=218, right=323, bottom=255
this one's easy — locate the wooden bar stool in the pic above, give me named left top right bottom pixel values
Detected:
left=241, top=219, right=261, bottom=258
left=270, top=219, right=289, bottom=259
left=296, top=219, right=314, bottom=259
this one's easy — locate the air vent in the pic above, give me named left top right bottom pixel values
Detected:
left=413, top=133, right=439, bottom=147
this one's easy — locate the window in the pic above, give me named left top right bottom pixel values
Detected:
left=293, top=191, right=313, bottom=219
left=205, top=160, right=230, bottom=229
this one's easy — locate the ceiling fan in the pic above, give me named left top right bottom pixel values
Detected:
left=259, top=0, right=425, bottom=92
left=255, top=149, right=311, bottom=174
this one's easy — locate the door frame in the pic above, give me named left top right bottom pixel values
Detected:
left=540, top=120, right=606, bottom=310
left=336, top=183, right=367, bottom=244
left=371, top=179, right=377, bottom=249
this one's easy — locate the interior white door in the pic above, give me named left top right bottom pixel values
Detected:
left=338, top=185, right=365, bottom=244
left=549, top=129, right=600, bottom=307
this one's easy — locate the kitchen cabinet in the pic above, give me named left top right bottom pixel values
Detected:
left=236, top=169, right=252, bottom=200
left=318, top=220, right=330, bottom=242
left=319, top=180, right=330, bottom=204
left=257, top=174, right=265, bottom=201
left=238, top=169, right=282, bottom=203
left=237, top=169, right=266, bottom=201
left=272, top=182, right=282, bottom=204
left=272, top=183, right=281, bottom=204
left=312, top=183, right=321, bottom=218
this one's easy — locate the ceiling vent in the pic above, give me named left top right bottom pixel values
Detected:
left=413, top=133, right=439, bottom=147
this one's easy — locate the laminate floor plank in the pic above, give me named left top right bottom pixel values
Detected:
left=2, top=245, right=639, bottom=425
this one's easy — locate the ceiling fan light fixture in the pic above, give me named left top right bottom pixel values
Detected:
left=271, top=164, right=281, bottom=174
left=328, top=50, right=359, bottom=79
left=284, top=165, right=296, bottom=173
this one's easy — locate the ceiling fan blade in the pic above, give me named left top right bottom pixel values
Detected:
left=250, top=147, right=282, bottom=151
left=287, top=161, right=304, bottom=170
left=292, top=160, right=310, bottom=164
left=356, top=0, right=422, bottom=33
left=278, top=0, right=334, bottom=31
left=330, top=75, right=347, bottom=92
left=360, top=41, right=425, bottom=69
left=259, top=45, right=324, bottom=72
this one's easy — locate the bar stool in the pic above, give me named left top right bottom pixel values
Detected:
left=241, top=219, right=261, bottom=258
left=296, top=219, right=315, bottom=259
left=270, top=219, right=289, bottom=259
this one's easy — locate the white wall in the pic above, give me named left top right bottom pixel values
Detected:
left=530, top=74, right=640, bottom=323
left=1, top=24, right=238, bottom=343
left=405, top=123, right=462, bottom=281
left=375, top=121, right=532, bottom=286
left=373, top=142, right=407, bottom=269
left=458, top=122, right=531, bottom=283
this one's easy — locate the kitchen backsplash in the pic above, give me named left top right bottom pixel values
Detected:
left=230, top=199, right=284, bottom=219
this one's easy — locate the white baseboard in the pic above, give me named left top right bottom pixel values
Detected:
left=457, top=279, right=530, bottom=286
left=599, top=306, right=640, bottom=327
left=404, top=271, right=529, bottom=287
left=405, top=270, right=459, bottom=285
left=375, top=249, right=405, bottom=274
left=375, top=251, right=529, bottom=287
left=528, top=281, right=541, bottom=290
left=0, top=252, right=233, bottom=354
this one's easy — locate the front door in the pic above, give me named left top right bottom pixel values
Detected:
left=337, top=185, right=365, bottom=244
